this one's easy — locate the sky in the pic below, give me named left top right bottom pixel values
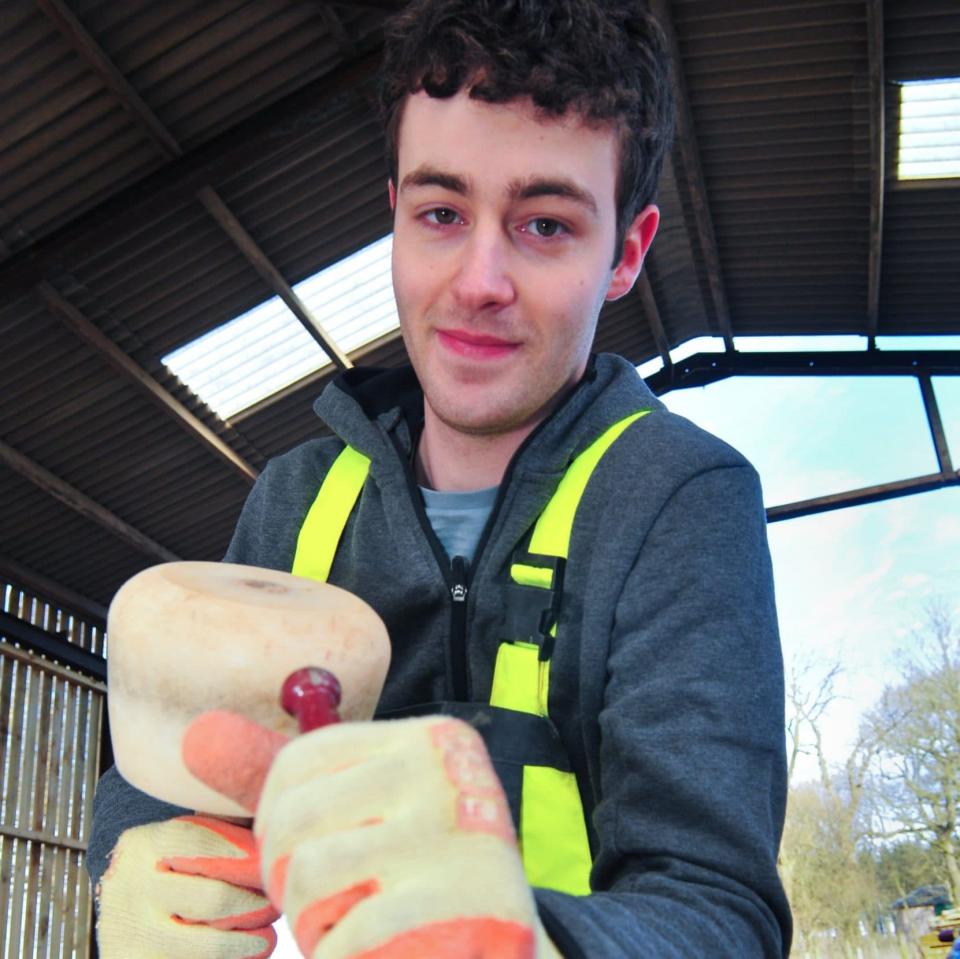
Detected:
left=658, top=336, right=960, bottom=784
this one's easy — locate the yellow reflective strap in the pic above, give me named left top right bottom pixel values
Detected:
left=527, top=410, right=650, bottom=562
left=489, top=641, right=550, bottom=716
left=520, top=766, right=593, bottom=895
left=291, top=445, right=371, bottom=583
left=509, top=563, right=553, bottom=589
left=495, top=411, right=650, bottom=895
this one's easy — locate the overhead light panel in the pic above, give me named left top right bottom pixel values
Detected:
left=898, top=78, right=960, bottom=180
left=162, top=235, right=397, bottom=419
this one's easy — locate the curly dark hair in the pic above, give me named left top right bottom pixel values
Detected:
left=377, top=0, right=674, bottom=260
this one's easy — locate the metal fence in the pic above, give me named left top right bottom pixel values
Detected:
left=0, top=582, right=106, bottom=959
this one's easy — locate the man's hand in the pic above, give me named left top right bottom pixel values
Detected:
left=185, top=712, right=562, bottom=958
left=96, top=815, right=280, bottom=959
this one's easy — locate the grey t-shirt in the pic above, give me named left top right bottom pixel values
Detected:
left=419, top=484, right=498, bottom=565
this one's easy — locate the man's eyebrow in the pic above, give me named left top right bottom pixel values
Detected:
left=399, top=166, right=471, bottom=195
left=509, top=177, right=599, bottom=216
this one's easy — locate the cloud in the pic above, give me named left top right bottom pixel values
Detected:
left=665, top=374, right=960, bottom=782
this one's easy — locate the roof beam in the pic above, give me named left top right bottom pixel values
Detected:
left=0, top=557, right=108, bottom=624
left=866, top=0, right=886, bottom=343
left=0, top=610, right=107, bottom=683
left=0, top=52, right=382, bottom=296
left=34, top=0, right=181, bottom=158
left=646, top=348, right=960, bottom=393
left=767, top=471, right=959, bottom=523
left=0, top=439, right=180, bottom=564
left=36, top=282, right=259, bottom=483
left=34, top=0, right=353, bottom=373
left=918, top=375, right=953, bottom=474
left=197, top=187, right=353, bottom=369
left=649, top=0, right=734, bottom=351
left=636, top=270, right=673, bottom=368
left=316, top=1, right=404, bottom=9
left=316, top=3, right=359, bottom=59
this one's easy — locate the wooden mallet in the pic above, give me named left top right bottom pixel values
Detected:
left=106, top=561, right=391, bottom=816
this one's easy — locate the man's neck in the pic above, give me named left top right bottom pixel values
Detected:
left=415, top=407, right=537, bottom=492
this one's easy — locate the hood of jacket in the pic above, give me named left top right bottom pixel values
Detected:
left=312, top=352, right=665, bottom=484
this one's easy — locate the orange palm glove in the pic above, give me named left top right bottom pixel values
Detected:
left=96, top=813, right=279, bottom=959
left=183, top=712, right=563, bottom=959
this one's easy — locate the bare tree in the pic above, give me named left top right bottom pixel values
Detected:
left=781, top=780, right=881, bottom=953
left=781, top=656, right=884, bottom=954
left=866, top=601, right=960, bottom=903
left=785, top=654, right=842, bottom=788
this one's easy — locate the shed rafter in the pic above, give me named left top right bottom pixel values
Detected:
left=0, top=47, right=381, bottom=297
left=315, top=3, right=359, bottom=59
left=0, top=611, right=107, bottom=685
left=648, top=0, right=734, bottom=351
left=197, top=187, right=353, bottom=369
left=0, top=438, right=180, bottom=564
left=918, top=374, right=953, bottom=475
left=315, top=0, right=404, bottom=9
left=0, top=557, right=108, bottom=624
left=866, top=0, right=886, bottom=343
left=33, top=0, right=352, bottom=372
left=33, top=0, right=181, bottom=157
left=636, top=269, right=672, bottom=368
left=35, top=283, right=258, bottom=483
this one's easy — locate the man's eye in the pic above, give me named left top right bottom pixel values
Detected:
left=524, top=217, right=566, bottom=238
left=425, top=208, right=460, bottom=226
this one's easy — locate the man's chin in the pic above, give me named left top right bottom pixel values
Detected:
left=429, top=399, right=539, bottom=439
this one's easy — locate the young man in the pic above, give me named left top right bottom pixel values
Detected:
left=89, top=1, right=791, bottom=956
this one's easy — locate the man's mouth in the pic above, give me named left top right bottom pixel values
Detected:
left=436, top=328, right=520, bottom=359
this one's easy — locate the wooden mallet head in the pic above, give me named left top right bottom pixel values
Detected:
left=107, top=562, right=391, bottom=816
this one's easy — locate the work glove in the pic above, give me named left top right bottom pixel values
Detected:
left=184, top=710, right=563, bottom=958
left=96, top=813, right=279, bottom=959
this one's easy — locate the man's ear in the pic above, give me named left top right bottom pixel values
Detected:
left=605, top=205, right=660, bottom=302
left=388, top=179, right=397, bottom=211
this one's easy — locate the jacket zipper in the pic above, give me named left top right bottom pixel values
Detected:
left=389, top=431, right=474, bottom=699
left=449, top=555, right=469, bottom=700
left=390, top=437, right=527, bottom=704
left=387, top=364, right=596, bottom=703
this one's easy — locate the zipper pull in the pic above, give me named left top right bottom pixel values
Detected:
left=451, top=555, right=468, bottom=602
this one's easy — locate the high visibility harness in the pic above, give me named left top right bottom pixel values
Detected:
left=291, top=410, right=650, bottom=895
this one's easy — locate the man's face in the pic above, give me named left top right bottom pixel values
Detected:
left=390, top=90, right=658, bottom=437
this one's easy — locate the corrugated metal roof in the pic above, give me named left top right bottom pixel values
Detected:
left=880, top=186, right=960, bottom=332
left=674, top=0, right=872, bottom=334
left=886, top=0, right=960, bottom=81
left=882, top=1, right=960, bottom=333
left=0, top=1, right=162, bottom=247
left=645, top=154, right=717, bottom=343
left=0, top=0, right=957, bottom=611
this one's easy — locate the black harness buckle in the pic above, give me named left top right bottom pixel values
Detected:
left=502, top=553, right=566, bottom=661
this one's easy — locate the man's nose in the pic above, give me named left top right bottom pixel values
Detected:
left=451, top=227, right=515, bottom=312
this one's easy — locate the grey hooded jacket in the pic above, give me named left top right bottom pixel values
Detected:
left=88, top=352, right=791, bottom=957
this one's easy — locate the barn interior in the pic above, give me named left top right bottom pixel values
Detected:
left=0, top=1, right=958, bottom=954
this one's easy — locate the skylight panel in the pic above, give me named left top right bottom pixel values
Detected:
left=292, top=235, right=398, bottom=353
left=162, top=235, right=397, bottom=419
left=898, top=78, right=960, bottom=180
left=670, top=337, right=725, bottom=364
left=735, top=335, right=866, bottom=353
left=637, top=356, right=664, bottom=380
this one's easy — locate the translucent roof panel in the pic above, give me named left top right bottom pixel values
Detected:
left=162, top=234, right=397, bottom=419
left=735, top=335, right=866, bottom=352
left=293, top=234, right=396, bottom=354
left=898, top=78, right=960, bottom=180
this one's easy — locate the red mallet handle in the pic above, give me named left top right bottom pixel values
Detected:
left=281, top=667, right=342, bottom=733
